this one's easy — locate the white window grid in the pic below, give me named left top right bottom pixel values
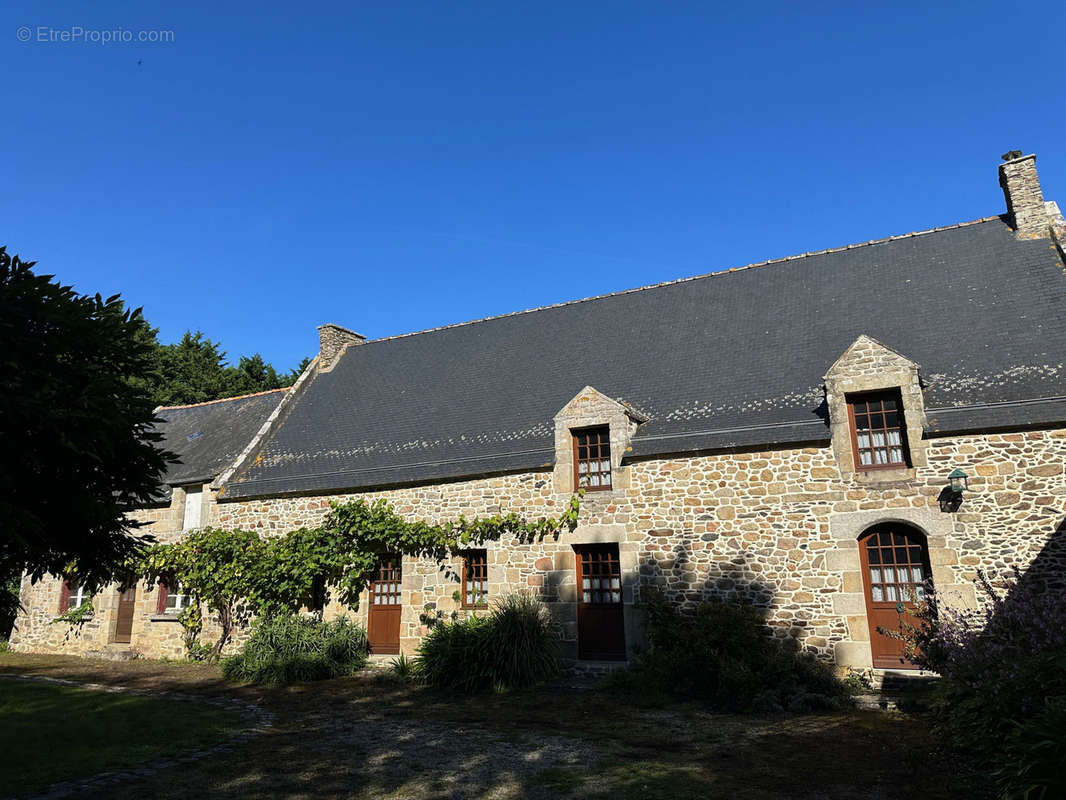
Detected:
left=165, top=584, right=195, bottom=613
left=67, top=584, right=92, bottom=610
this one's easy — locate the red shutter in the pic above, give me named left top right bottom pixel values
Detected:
left=156, top=581, right=168, bottom=614
left=58, top=580, right=71, bottom=613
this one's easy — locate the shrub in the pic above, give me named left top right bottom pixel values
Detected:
left=416, top=614, right=493, bottom=692
left=605, top=590, right=849, bottom=713
left=416, top=593, right=560, bottom=692
left=222, top=614, right=368, bottom=685
left=894, top=568, right=1066, bottom=799
left=485, top=593, right=561, bottom=689
left=997, top=695, right=1066, bottom=800
left=388, top=654, right=416, bottom=682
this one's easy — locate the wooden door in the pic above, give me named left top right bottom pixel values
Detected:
left=113, top=586, right=137, bottom=644
left=859, top=525, right=933, bottom=669
left=368, top=558, right=402, bottom=655
left=575, top=544, right=626, bottom=660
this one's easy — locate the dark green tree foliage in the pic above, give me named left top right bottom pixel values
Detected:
left=153, top=331, right=230, bottom=406
left=148, top=332, right=306, bottom=407
left=287, top=356, right=312, bottom=383
left=0, top=247, right=172, bottom=587
left=227, top=354, right=283, bottom=396
left=0, top=570, right=20, bottom=638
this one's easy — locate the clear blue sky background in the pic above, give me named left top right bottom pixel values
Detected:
left=4, top=1, right=1064, bottom=372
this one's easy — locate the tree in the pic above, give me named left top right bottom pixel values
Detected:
left=146, top=333, right=307, bottom=407
left=141, top=527, right=265, bottom=659
left=154, top=330, right=230, bottom=406
left=0, top=247, right=173, bottom=588
left=286, top=356, right=312, bottom=385
left=225, top=353, right=282, bottom=396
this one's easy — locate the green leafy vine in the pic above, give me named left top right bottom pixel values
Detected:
left=133, top=494, right=582, bottom=661
left=51, top=600, right=94, bottom=627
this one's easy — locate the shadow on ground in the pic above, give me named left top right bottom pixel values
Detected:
left=1, top=652, right=990, bottom=800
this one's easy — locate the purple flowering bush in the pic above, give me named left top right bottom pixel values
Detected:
left=894, top=568, right=1066, bottom=799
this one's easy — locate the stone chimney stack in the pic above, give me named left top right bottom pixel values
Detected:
left=317, top=323, right=365, bottom=372
left=999, top=152, right=1048, bottom=238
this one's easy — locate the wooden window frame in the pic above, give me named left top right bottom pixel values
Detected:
left=575, top=544, right=624, bottom=606
left=572, top=425, right=612, bottom=492
left=370, top=558, right=402, bottom=607
left=460, top=549, right=489, bottom=609
left=846, top=390, right=910, bottom=471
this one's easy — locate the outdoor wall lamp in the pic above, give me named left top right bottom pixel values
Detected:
left=948, top=468, right=969, bottom=495
left=938, top=468, right=969, bottom=513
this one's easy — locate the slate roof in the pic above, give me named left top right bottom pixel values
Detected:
left=223, top=215, right=1066, bottom=499
left=153, top=389, right=287, bottom=498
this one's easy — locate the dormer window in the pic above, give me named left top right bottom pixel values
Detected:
left=848, top=391, right=909, bottom=469
left=573, top=426, right=612, bottom=491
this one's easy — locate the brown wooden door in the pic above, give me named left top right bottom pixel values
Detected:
left=368, top=558, right=402, bottom=655
left=113, top=586, right=137, bottom=644
left=859, top=525, right=933, bottom=669
left=575, top=544, right=626, bottom=660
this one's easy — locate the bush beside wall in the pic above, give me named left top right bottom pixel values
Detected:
left=605, top=590, right=850, bottom=713
left=222, top=615, right=368, bottom=685
left=899, top=569, right=1066, bottom=800
left=416, top=593, right=560, bottom=692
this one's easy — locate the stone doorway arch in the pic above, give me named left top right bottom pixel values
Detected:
left=858, top=523, right=932, bottom=669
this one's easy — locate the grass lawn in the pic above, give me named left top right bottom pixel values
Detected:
left=0, top=678, right=244, bottom=797
left=0, top=652, right=989, bottom=799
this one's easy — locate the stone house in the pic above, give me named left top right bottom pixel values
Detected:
left=11, top=389, right=287, bottom=658
left=13, top=153, right=1066, bottom=670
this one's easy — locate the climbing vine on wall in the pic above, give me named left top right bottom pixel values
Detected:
left=310, top=494, right=583, bottom=609
left=135, top=494, right=582, bottom=660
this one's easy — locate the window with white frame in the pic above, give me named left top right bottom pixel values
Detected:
left=61, top=582, right=92, bottom=612
left=162, top=582, right=195, bottom=613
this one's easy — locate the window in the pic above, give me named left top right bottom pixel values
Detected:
left=461, top=550, right=488, bottom=608
left=182, top=486, right=202, bottom=531
left=157, top=581, right=194, bottom=614
left=576, top=545, right=622, bottom=605
left=573, top=426, right=612, bottom=491
left=60, top=581, right=92, bottom=613
left=848, top=392, right=908, bottom=469
left=862, top=528, right=930, bottom=604
left=370, top=560, right=402, bottom=606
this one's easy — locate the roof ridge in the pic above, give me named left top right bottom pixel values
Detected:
left=362, top=215, right=1003, bottom=346
left=156, top=387, right=288, bottom=412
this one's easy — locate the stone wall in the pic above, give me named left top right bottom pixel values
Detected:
left=9, top=483, right=232, bottom=660
left=211, top=427, right=1066, bottom=668
left=12, top=427, right=1065, bottom=668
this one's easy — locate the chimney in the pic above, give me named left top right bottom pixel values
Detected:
left=317, top=323, right=365, bottom=371
left=999, top=152, right=1048, bottom=238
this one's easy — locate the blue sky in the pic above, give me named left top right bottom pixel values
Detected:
left=4, top=1, right=1064, bottom=371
